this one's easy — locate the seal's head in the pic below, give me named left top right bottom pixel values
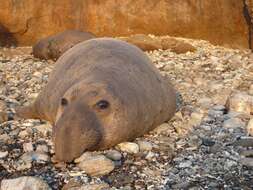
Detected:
left=53, top=82, right=121, bottom=162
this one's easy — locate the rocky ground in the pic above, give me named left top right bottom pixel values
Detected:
left=0, top=37, right=253, bottom=190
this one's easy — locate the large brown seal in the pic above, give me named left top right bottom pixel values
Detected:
left=17, top=38, right=176, bottom=162
left=32, top=30, right=96, bottom=60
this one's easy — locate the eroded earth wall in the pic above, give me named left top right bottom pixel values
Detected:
left=0, top=0, right=250, bottom=49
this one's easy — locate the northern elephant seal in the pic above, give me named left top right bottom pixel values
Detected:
left=33, top=30, right=96, bottom=60
left=17, top=38, right=177, bottom=162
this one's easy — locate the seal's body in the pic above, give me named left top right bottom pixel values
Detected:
left=33, top=30, right=96, bottom=60
left=17, top=38, right=176, bottom=162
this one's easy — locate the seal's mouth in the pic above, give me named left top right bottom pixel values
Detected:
left=53, top=101, right=102, bottom=162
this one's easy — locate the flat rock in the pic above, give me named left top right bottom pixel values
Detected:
left=77, top=155, right=115, bottom=176
left=0, top=176, right=50, bottom=190
left=223, top=118, right=246, bottom=129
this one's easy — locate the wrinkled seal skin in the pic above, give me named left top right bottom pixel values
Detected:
left=32, top=30, right=96, bottom=60
left=17, top=38, right=177, bottom=162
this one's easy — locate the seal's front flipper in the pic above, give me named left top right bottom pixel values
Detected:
left=15, top=104, right=39, bottom=120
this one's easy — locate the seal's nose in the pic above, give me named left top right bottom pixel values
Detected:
left=54, top=101, right=102, bottom=162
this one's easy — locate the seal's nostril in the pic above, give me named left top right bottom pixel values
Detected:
left=61, top=98, right=68, bottom=106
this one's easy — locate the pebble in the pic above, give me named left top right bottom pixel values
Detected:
left=137, top=140, right=153, bottom=151
left=20, top=151, right=50, bottom=163
left=152, top=123, right=170, bottom=134
left=77, top=155, right=115, bottom=176
left=33, top=123, right=52, bottom=136
left=72, top=183, right=110, bottom=190
left=226, top=92, right=253, bottom=115
left=116, top=142, right=139, bottom=154
left=240, top=157, right=253, bottom=167
left=23, top=142, right=34, bottom=152
left=178, top=160, right=192, bottom=168
left=1, top=176, right=50, bottom=190
left=0, top=133, right=10, bottom=143
left=18, top=130, right=29, bottom=138
left=0, top=151, right=8, bottom=159
left=223, top=118, right=246, bottom=129
left=36, top=144, right=49, bottom=153
left=105, top=150, right=122, bottom=161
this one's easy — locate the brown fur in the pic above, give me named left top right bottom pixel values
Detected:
left=17, top=38, right=176, bottom=162
left=32, top=30, right=96, bottom=60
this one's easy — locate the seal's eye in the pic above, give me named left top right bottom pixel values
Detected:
left=61, top=98, right=68, bottom=106
left=96, top=100, right=110, bottom=110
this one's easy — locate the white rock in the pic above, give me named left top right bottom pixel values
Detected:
left=0, top=151, right=8, bottom=159
left=77, top=155, right=115, bottom=176
left=23, top=143, right=34, bottom=152
left=105, top=150, right=122, bottom=161
left=246, top=118, right=253, bottom=136
left=1, top=176, right=50, bottom=190
left=137, top=141, right=153, bottom=151
left=20, top=151, right=50, bottom=163
left=178, top=160, right=192, bottom=168
left=116, top=142, right=139, bottom=154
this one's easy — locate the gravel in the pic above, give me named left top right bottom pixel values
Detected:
left=0, top=37, right=253, bottom=189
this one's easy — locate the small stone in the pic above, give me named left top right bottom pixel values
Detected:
left=0, top=151, right=8, bottom=159
left=212, top=105, right=226, bottom=111
left=1, top=176, right=50, bottom=190
left=15, top=161, right=32, bottom=171
left=34, top=123, right=52, bottom=136
left=20, top=151, right=50, bottom=163
left=18, top=130, right=29, bottom=138
left=36, top=144, right=49, bottom=153
left=240, top=157, right=253, bottom=167
left=76, top=183, right=110, bottom=190
left=23, top=142, right=34, bottom=152
left=223, top=118, right=245, bottom=129
left=189, top=111, right=204, bottom=125
left=246, top=118, right=253, bottom=136
left=198, top=98, right=213, bottom=109
left=233, top=136, right=253, bottom=147
left=105, top=150, right=122, bottom=161
left=152, top=123, right=171, bottom=134
left=137, top=141, right=153, bottom=151
left=201, top=138, right=215, bottom=146
left=178, top=160, right=192, bottom=168
left=0, top=134, right=10, bottom=143
left=208, top=110, right=224, bottom=118
left=77, top=155, right=115, bottom=176
left=226, top=92, right=253, bottom=115
left=116, top=142, right=139, bottom=154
